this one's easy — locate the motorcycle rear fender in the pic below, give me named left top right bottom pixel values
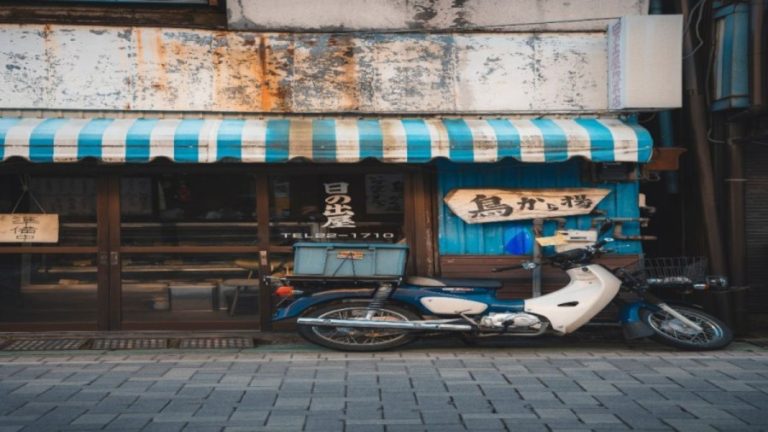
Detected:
left=619, top=301, right=658, bottom=339
left=272, top=287, right=524, bottom=321
left=273, top=289, right=375, bottom=321
left=273, top=287, right=451, bottom=321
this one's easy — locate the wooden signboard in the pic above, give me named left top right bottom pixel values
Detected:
left=444, top=188, right=611, bottom=224
left=0, top=214, right=59, bottom=243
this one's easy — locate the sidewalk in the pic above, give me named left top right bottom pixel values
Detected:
left=0, top=338, right=766, bottom=431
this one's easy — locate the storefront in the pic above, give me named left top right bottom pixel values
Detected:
left=0, top=116, right=652, bottom=331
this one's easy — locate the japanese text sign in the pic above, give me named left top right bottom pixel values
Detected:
left=443, top=188, right=610, bottom=224
left=0, top=214, right=59, bottom=243
left=322, top=182, right=356, bottom=229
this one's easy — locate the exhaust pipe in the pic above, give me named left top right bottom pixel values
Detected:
left=297, top=317, right=473, bottom=332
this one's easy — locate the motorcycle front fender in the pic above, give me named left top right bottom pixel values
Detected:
left=619, top=301, right=658, bottom=339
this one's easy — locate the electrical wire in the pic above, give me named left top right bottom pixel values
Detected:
left=707, top=128, right=726, bottom=144
left=683, top=0, right=708, bottom=59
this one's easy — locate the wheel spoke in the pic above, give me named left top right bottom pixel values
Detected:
left=647, top=307, right=725, bottom=347
left=310, top=307, right=411, bottom=348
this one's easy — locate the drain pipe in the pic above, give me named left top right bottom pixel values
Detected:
left=651, top=0, right=680, bottom=194
left=680, top=0, right=727, bottom=274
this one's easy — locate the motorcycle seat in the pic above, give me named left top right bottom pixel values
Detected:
left=405, top=276, right=503, bottom=289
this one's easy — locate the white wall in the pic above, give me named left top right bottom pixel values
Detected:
left=227, top=0, right=649, bottom=32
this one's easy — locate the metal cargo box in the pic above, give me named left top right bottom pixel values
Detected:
left=292, top=243, right=408, bottom=279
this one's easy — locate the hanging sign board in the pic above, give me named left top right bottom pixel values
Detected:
left=0, top=214, right=59, bottom=243
left=444, top=188, right=611, bottom=224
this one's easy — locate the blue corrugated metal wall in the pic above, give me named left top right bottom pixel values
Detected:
left=711, top=2, right=750, bottom=111
left=437, top=159, right=642, bottom=255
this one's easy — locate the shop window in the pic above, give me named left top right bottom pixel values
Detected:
left=120, top=174, right=258, bottom=246
left=0, top=253, right=98, bottom=324
left=269, top=173, right=405, bottom=246
left=120, top=253, right=260, bottom=322
left=0, top=175, right=97, bottom=246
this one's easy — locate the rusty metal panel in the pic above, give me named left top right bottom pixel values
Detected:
left=454, top=34, right=536, bottom=111
left=292, top=34, right=359, bottom=112
left=533, top=33, right=607, bottom=111
left=362, top=34, right=457, bottom=112
left=0, top=24, right=631, bottom=113
left=210, top=32, right=294, bottom=112
left=133, top=28, right=214, bottom=111
left=0, top=25, right=47, bottom=109
left=48, top=27, right=133, bottom=110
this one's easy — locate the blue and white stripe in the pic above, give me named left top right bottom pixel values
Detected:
left=0, top=117, right=653, bottom=164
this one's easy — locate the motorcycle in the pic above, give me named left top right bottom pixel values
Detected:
left=271, top=223, right=733, bottom=352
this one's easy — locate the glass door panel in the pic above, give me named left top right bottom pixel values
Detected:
left=117, top=173, right=261, bottom=327
left=0, top=175, right=98, bottom=247
left=0, top=253, right=99, bottom=324
left=120, top=174, right=258, bottom=246
left=0, top=174, right=100, bottom=327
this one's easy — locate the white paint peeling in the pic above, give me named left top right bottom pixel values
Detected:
left=454, top=34, right=537, bottom=111
left=227, top=0, right=650, bottom=32
left=534, top=33, right=607, bottom=111
left=47, top=27, right=133, bottom=110
left=0, top=26, right=47, bottom=108
left=0, top=22, right=675, bottom=114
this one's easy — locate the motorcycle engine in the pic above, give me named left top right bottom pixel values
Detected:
left=479, top=312, right=542, bottom=330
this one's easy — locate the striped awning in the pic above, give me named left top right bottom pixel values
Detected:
left=0, top=117, right=653, bottom=164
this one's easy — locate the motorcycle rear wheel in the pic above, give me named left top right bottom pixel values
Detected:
left=297, top=300, right=421, bottom=352
left=641, top=305, right=733, bottom=350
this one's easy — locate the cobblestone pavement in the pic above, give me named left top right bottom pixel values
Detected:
left=0, top=341, right=767, bottom=432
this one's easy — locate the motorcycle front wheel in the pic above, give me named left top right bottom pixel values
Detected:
left=641, top=305, right=733, bottom=350
left=297, top=300, right=421, bottom=352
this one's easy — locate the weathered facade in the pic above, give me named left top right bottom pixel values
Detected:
left=0, top=0, right=682, bottom=331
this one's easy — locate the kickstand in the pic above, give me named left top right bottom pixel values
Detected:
left=455, top=333, right=478, bottom=346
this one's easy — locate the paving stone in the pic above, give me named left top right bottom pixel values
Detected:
left=141, top=422, right=185, bottom=432
left=0, top=347, right=766, bottom=432
left=71, top=413, right=117, bottom=425
left=104, top=413, right=153, bottom=429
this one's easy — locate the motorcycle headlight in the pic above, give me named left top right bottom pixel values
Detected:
left=706, top=276, right=729, bottom=291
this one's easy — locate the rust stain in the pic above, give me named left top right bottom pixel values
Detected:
left=337, top=36, right=359, bottom=110
left=257, top=36, right=272, bottom=110
left=42, top=24, right=56, bottom=59
left=150, top=31, right=168, bottom=93
left=211, top=33, right=262, bottom=111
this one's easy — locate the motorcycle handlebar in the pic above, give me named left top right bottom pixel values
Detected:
left=491, top=261, right=539, bottom=272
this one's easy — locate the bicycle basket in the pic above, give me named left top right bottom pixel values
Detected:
left=632, top=256, right=709, bottom=286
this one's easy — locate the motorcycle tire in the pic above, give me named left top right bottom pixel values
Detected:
left=297, top=300, right=421, bottom=352
left=640, top=305, right=733, bottom=350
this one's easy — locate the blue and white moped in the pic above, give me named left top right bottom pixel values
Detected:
left=272, top=223, right=733, bottom=352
